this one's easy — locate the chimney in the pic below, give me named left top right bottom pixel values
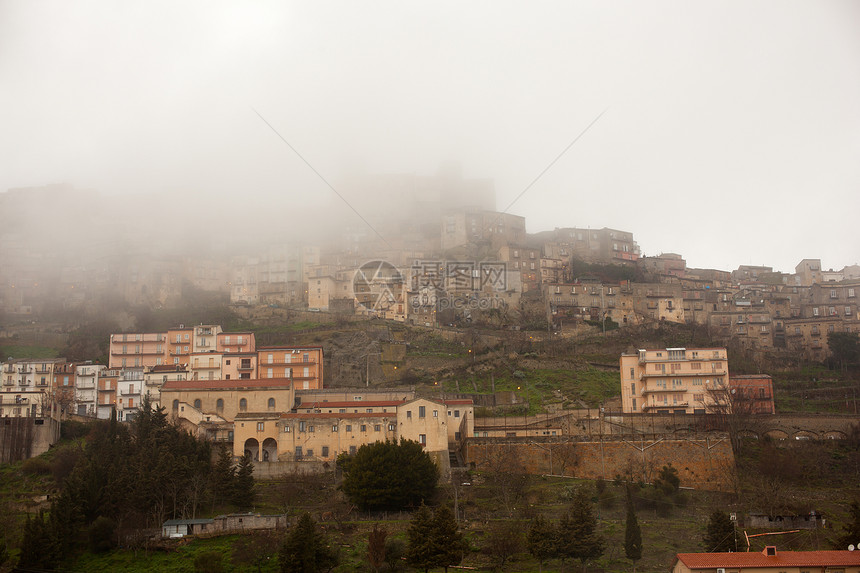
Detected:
left=763, top=546, right=777, bottom=557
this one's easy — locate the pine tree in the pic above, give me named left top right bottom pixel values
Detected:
left=527, top=514, right=557, bottom=573
left=406, top=503, right=436, bottom=573
left=835, top=500, right=860, bottom=550
left=558, top=487, right=605, bottom=573
left=278, top=512, right=338, bottom=573
left=234, top=452, right=256, bottom=509
left=624, top=487, right=642, bottom=572
left=431, top=505, right=465, bottom=572
left=18, top=510, right=60, bottom=570
left=703, top=510, right=737, bottom=552
left=212, top=445, right=236, bottom=508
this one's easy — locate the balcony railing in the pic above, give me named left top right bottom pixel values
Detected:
left=237, top=363, right=254, bottom=371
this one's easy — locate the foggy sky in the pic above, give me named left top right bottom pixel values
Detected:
left=1, top=1, right=858, bottom=274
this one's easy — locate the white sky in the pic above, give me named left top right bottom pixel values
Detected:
left=1, top=1, right=858, bottom=273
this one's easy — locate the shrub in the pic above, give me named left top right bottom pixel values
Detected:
left=87, top=516, right=116, bottom=553
left=21, top=457, right=52, bottom=475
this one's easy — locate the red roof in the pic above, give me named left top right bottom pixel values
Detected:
left=161, top=378, right=292, bottom=390
left=676, top=550, right=860, bottom=569
left=298, top=400, right=404, bottom=409
left=280, top=412, right=392, bottom=420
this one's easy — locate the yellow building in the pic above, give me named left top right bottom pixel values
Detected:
left=161, top=378, right=294, bottom=426
left=233, top=397, right=473, bottom=463
left=620, top=347, right=729, bottom=414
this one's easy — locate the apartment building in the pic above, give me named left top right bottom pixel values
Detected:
left=52, top=362, right=76, bottom=417
left=74, top=363, right=103, bottom=416
left=143, top=364, right=188, bottom=409
left=221, top=353, right=257, bottom=381
left=640, top=253, right=686, bottom=278
left=498, top=245, right=541, bottom=293
left=630, top=283, right=685, bottom=323
left=620, top=347, right=729, bottom=414
left=0, top=358, right=66, bottom=418
left=116, top=368, right=143, bottom=421
left=531, top=227, right=640, bottom=266
left=441, top=209, right=526, bottom=251
left=97, top=369, right=120, bottom=419
left=108, top=332, right=166, bottom=368
left=543, top=282, right=637, bottom=328
left=257, top=346, right=324, bottom=390
left=216, top=332, right=255, bottom=354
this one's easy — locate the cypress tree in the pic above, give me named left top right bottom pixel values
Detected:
left=703, top=510, right=737, bottom=552
left=624, top=487, right=642, bottom=572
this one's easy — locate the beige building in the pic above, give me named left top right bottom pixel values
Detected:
left=620, top=347, right=729, bottom=414
left=673, top=547, right=860, bottom=573
left=233, top=396, right=473, bottom=463
left=161, top=378, right=294, bottom=426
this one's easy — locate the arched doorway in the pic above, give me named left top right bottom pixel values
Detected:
left=262, top=437, right=278, bottom=462
left=244, top=438, right=260, bottom=461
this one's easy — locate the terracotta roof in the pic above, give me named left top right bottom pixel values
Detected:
left=161, top=378, right=292, bottom=390
left=298, top=400, right=404, bottom=409
left=676, top=550, right=860, bottom=569
left=280, top=412, right=392, bottom=420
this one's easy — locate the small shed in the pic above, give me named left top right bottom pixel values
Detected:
left=161, top=518, right=215, bottom=538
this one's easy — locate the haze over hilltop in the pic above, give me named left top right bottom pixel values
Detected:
left=1, top=2, right=858, bottom=272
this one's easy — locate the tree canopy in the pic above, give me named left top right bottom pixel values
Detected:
left=278, top=512, right=338, bottom=573
left=406, top=503, right=465, bottom=573
left=340, top=439, right=439, bottom=511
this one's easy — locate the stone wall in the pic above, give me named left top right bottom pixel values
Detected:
left=0, top=417, right=61, bottom=462
left=464, top=434, right=735, bottom=492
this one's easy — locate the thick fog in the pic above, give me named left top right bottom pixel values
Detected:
left=1, top=1, right=859, bottom=272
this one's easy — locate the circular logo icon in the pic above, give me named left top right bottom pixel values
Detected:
left=353, top=260, right=404, bottom=313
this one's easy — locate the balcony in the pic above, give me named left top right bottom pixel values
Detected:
left=237, top=363, right=254, bottom=371
left=121, top=390, right=140, bottom=396
left=260, top=360, right=317, bottom=366
left=640, top=369, right=726, bottom=378
left=76, top=381, right=96, bottom=389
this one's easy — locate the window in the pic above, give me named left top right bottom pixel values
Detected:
left=388, top=423, right=395, bottom=431
left=308, top=425, right=315, bottom=432
left=813, top=307, right=820, bottom=316
left=194, top=399, right=202, bottom=409
left=366, top=408, right=373, bottom=413
left=349, top=446, right=356, bottom=455
left=295, top=446, right=302, bottom=458
left=332, top=425, right=338, bottom=432
left=631, top=398, right=637, bottom=411
left=216, top=398, right=224, bottom=412
left=346, top=424, right=352, bottom=432
left=454, top=410, right=460, bottom=418
left=360, top=424, right=367, bottom=432
left=433, top=410, right=438, bottom=417
left=831, top=289, right=838, bottom=298
left=849, top=288, right=856, bottom=298
left=322, top=446, right=329, bottom=457
left=257, top=422, right=264, bottom=431
left=283, top=425, right=291, bottom=432
left=629, top=367, right=635, bottom=379
left=419, top=434, right=426, bottom=445
left=419, top=406, right=426, bottom=418
left=299, top=421, right=306, bottom=432
left=268, top=398, right=275, bottom=410
left=631, top=383, right=636, bottom=395
left=239, top=398, right=247, bottom=411
left=407, top=410, right=412, bottom=419
left=306, top=449, right=313, bottom=457
left=374, top=424, right=381, bottom=432
left=846, top=306, right=852, bottom=315
left=172, top=399, right=179, bottom=410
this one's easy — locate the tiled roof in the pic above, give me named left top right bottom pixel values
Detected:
left=161, top=378, right=292, bottom=390
left=676, top=550, right=860, bottom=569
left=280, top=412, right=392, bottom=420
left=298, top=400, right=404, bottom=409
